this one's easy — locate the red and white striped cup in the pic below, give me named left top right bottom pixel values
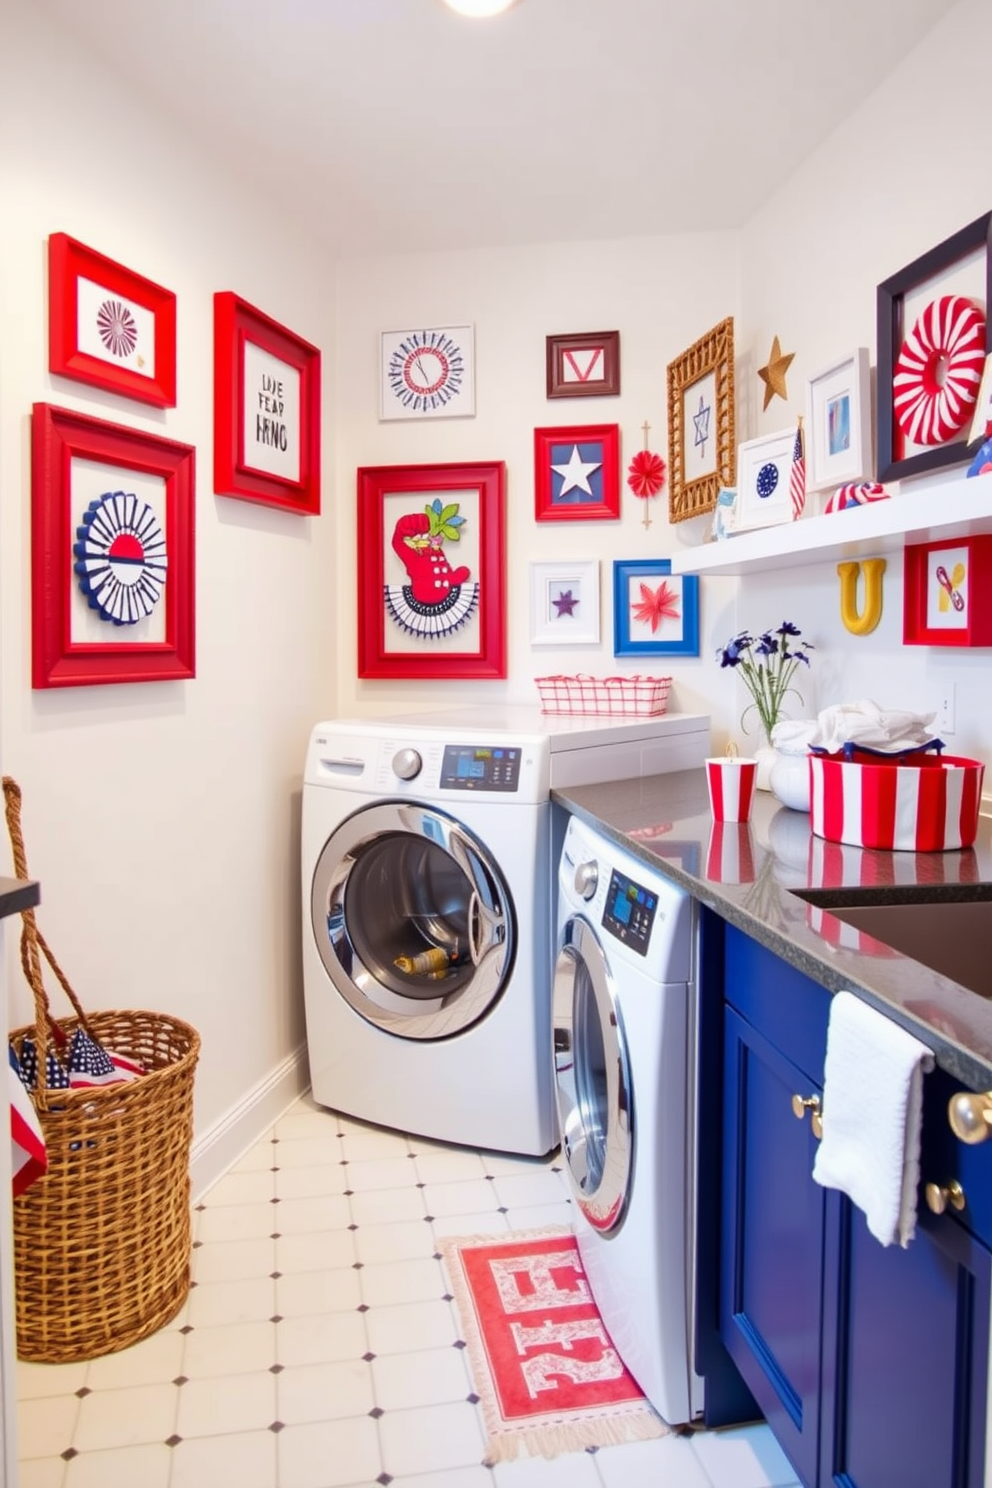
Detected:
left=705, top=756, right=758, bottom=824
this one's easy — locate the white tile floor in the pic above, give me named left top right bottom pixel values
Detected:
left=17, top=1095, right=802, bottom=1488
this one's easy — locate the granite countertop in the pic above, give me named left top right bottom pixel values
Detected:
left=552, top=770, right=992, bottom=1091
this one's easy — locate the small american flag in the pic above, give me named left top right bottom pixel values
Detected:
left=790, top=418, right=806, bottom=520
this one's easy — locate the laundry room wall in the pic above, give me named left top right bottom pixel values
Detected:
left=0, top=7, right=339, bottom=1163
left=333, top=235, right=742, bottom=740
left=729, top=0, right=992, bottom=767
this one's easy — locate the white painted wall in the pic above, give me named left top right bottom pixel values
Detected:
left=734, top=0, right=992, bottom=761
left=0, top=8, right=338, bottom=1146
left=333, top=236, right=742, bottom=740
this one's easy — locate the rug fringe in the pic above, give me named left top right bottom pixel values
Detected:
left=484, top=1406, right=667, bottom=1463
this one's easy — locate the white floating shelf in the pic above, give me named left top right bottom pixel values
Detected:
left=671, top=473, right=992, bottom=576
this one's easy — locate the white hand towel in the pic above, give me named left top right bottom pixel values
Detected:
left=812, top=990, right=934, bottom=1247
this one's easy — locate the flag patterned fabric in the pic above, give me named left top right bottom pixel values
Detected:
left=790, top=421, right=806, bottom=520
left=8, top=1044, right=46, bottom=1196
left=17, top=1026, right=144, bottom=1091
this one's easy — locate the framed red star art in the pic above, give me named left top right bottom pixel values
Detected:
left=613, top=559, right=699, bottom=657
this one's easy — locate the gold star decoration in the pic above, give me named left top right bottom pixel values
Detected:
left=757, top=335, right=795, bottom=411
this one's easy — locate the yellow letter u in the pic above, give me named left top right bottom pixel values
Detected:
left=838, top=558, right=886, bottom=636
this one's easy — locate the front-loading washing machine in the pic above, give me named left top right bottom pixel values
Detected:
left=301, top=706, right=709, bottom=1156
left=553, top=812, right=703, bottom=1423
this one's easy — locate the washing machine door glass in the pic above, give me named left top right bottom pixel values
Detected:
left=552, top=915, right=632, bottom=1233
left=310, top=801, right=516, bottom=1041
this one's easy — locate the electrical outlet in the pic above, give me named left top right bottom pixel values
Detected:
left=936, top=681, right=956, bottom=736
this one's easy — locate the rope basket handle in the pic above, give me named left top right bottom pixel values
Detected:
left=3, top=776, right=91, bottom=1090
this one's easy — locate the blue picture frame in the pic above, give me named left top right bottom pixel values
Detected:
left=613, top=558, right=699, bottom=656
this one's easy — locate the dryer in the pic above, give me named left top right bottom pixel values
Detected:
left=553, top=813, right=703, bottom=1424
left=301, top=707, right=709, bottom=1156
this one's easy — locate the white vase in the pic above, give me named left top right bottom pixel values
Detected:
left=768, top=748, right=811, bottom=812
left=754, top=743, right=776, bottom=792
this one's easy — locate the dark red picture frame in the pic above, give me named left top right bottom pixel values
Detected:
left=32, top=403, right=195, bottom=688
left=546, top=331, right=620, bottom=398
left=876, top=213, right=992, bottom=483
left=903, top=535, right=992, bottom=647
left=48, top=233, right=177, bottom=408
left=534, top=424, right=620, bottom=521
left=213, top=292, right=321, bottom=515
left=357, top=461, right=506, bottom=680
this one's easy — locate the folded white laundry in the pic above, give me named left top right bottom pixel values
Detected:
left=812, top=990, right=934, bottom=1247
left=807, top=700, right=936, bottom=756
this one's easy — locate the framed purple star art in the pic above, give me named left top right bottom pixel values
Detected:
left=529, top=561, right=600, bottom=645
left=534, top=424, right=620, bottom=521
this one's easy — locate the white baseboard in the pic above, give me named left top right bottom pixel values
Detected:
left=190, top=1043, right=310, bottom=1202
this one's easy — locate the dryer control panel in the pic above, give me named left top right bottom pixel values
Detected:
left=440, top=744, right=522, bottom=793
left=601, top=867, right=657, bottom=956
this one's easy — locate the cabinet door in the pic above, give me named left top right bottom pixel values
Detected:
left=720, top=1005, right=825, bottom=1488
left=820, top=1195, right=990, bottom=1488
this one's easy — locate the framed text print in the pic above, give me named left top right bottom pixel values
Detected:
left=214, top=292, right=321, bottom=515
left=357, top=461, right=505, bottom=680
left=31, top=403, right=195, bottom=688
left=613, top=558, right=699, bottom=657
left=48, top=234, right=177, bottom=407
left=379, top=325, right=475, bottom=420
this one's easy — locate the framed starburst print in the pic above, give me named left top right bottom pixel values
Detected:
left=613, top=558, right=699, bottom=656
left=48, top=234, right=177, bottom=407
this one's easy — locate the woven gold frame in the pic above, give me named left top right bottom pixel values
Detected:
left=667, top=316, right=736, bottom=523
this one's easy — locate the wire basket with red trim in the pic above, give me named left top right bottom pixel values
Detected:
left=535, top=674, right=672, bottom=717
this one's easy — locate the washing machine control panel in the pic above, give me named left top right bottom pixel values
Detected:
left=439, top=744, right=522, bottom=793
left=601, top=867, right=656, bottom=956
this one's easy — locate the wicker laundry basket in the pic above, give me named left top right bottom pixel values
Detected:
left=4, top=777, right=200, bottom=1363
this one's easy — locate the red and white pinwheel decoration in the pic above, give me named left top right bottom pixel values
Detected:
left=627, top=422, right=666, bottom=528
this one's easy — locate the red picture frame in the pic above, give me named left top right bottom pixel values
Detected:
left=48, top=233, right=177, bottom=408
left=534, top=424, right=620, bottom=521
left=357, top=461, right=506, bottom=680
left=32, top=403, right=195, bottom=689
left=903, top=535, right=992, bottom=648
left=546, top=331, right=620, bottom=398
left=213, top=292, right=321, bottom=515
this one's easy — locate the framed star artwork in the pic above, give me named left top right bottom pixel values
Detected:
left=31, top=403, right=195, bottom=688
left=379, top=325, right=475, bottom=420
left=546, top=331, right=620, bottom=398
left=612, top=558, right=699, bottom=657
left=529, top=560, right=600, bottom=646
left=666, top=317, right=736, bottom=523
left=534, top=423, right=620, bottom=521
left=48, top=233, right=177, bottom=408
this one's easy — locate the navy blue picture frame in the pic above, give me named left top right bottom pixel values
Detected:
left=613, top=558, right=699, bottom=656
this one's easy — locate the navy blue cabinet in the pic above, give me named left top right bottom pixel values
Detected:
left=716, top=918, right=990, bottom=1488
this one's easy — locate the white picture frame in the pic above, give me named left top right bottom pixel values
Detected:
left=529, top=560, right=600, bottom=646
left=804, top=348, right=872, bottom=493
left=736, top=428, right=797, bottom=531
left=379, top=324, right=475, bottom=421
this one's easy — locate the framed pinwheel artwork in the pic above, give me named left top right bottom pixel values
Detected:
left=48, top=233, right=177, bottom=408
left=529, top=561, right=600, bottom=646
left=31, top=403, right=196, bottom=688
left=613, top=558, right=699, bottom=657
left=534, top=424, right=620, bottom=521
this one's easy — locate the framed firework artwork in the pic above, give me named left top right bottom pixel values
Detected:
left=612, top=558, right=699, bottom=657
left=534, top=424, right=620, bottom=521
left=876, top=212, right=992, bottom=483
left=47, top=233, right=177, bottom=408
left=357, top=461, right=505, bottom=680
left=379, top=325, right=475, bottom=420
left=214, top=292, right=322, bottom=514
left=667, top=316, right=735, bottom=523
left=31, top=403, right=195, bottom=689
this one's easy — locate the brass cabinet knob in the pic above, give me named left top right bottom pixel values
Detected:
left=791, top=1094, right=823, bottom=1138
left=948, top=1091, right=992, bottom=1145
left=925, top=1179, right=966, bottom=1215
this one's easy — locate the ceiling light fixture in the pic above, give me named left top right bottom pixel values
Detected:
left=441, top=0, right=520, bottom=17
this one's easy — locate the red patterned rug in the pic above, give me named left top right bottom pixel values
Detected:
left=439, top=1227, right=667, bottom=1463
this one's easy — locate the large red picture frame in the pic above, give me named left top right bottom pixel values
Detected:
left=357, top=461, right=506, bottom=680
left=32, top=403, right=195, bottom=688
left=48, top=233, right=177, bottom=408
left=213, top=292, right=321, bottom=515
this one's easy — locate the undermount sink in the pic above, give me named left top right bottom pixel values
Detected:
left=794, top=886, right=992, bottom=999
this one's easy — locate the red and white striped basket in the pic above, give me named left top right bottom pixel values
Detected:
left=535, top=674, right=672, bottom=717
left=809, top=743, right=984, bottom=852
